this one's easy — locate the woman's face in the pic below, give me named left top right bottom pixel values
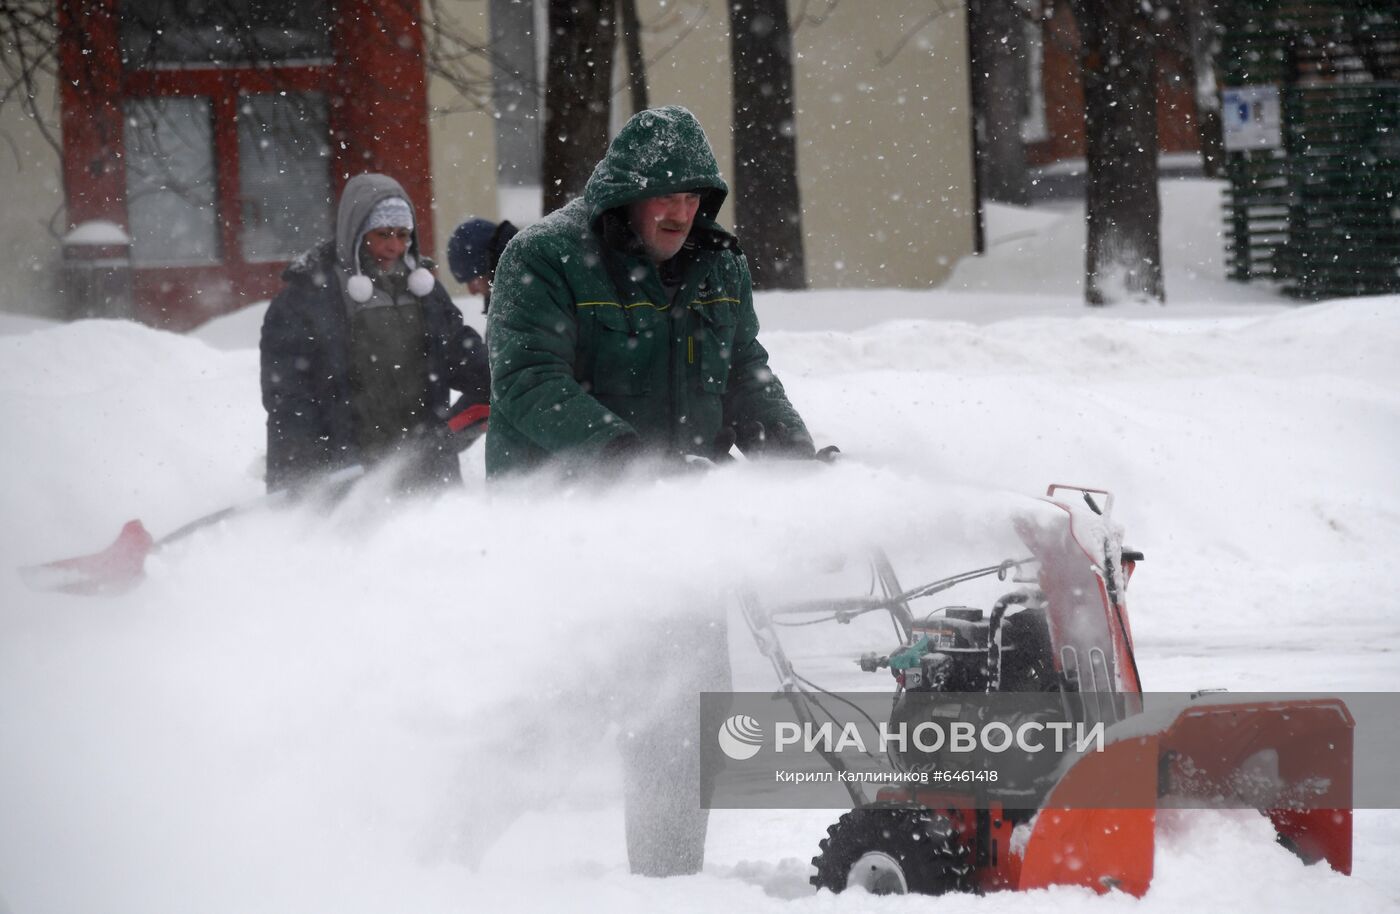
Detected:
left=364, top=227, right=411, bottom=269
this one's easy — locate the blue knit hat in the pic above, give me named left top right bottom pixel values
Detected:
left=447, top=217, right=519, bottom=283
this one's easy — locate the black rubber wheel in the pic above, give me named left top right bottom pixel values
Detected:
left=810, top=805, right=970, bottom=896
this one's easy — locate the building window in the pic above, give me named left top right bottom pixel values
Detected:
left=237, top=92, right=332, bottom=262
left=119, top=0, right=332, bottom=69
left=60, top=0, right=434, bottom=326
left=123, top=97, right=220, bottom=265
left=113, top=0, right=335, bottom=269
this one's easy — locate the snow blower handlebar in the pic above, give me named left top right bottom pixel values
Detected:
left=766, top=559, right=1036, bottom=629
left=1046, top=482, right=1114, bottom=517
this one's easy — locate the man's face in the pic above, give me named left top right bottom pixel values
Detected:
left=364, top=227, right=411, bottom=270
left=627, top=192, right=701, bottom=263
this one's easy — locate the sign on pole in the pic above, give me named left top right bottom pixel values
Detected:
left=1222, top=85, right=1283, bottom=151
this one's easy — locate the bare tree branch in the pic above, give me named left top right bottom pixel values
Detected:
left=421, top=0, right=510, bottom=111
left=791, top=0, right=838, bottom=30
left=0, top=0, right=61, bottom=159
left=874, top=0, right=959, bottom=67
left=637, top=1, right=709, bottom=73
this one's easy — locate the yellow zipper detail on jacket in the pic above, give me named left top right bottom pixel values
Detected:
left=575, top=300, right=670, bottom=311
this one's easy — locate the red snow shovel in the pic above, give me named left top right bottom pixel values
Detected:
left=19, top=405, right=490, bottom=595
left=18, top=469, right=358, bottom=596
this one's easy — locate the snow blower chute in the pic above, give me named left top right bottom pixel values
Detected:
left=738, top=484, right=1352, bottom=897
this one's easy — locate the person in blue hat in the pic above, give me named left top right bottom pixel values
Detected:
left=447, top=217, right=519, bottom=312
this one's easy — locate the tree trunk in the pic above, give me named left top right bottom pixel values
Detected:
left=617, top=0, right=648, bottom=116
left=967, top=0, right=1030, bottom=205
left=1070, top=0, right=1166, bottom=304
left=1184, top=0, right=1225, bottom=178
left=542, top=0, right=615, bottom=213
left=729, top=0, right=806, bottom=290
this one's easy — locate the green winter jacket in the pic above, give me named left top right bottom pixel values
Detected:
left=485, top=105, right=811, bottom=476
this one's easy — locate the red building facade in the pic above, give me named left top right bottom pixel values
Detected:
left=58, top=0, right=433, bottom=329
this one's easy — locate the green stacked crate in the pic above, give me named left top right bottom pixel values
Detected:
left=1281, top=85, right=1400, bottom=297
left=1219, top=1, right=1400, bottom=299
left=1223, top=153, right=1289, bottom=282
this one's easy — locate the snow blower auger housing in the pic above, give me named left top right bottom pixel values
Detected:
left=738, top=484, right=1353, bottom=898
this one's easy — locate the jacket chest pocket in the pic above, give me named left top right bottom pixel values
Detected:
left=691, top=302, right=736, bottom=394
left=586, top=305, right=661, bottom=396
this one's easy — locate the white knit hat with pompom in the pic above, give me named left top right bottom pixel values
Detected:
left=348, top=196, right=435, bottom=303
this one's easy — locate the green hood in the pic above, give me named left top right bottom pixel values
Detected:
left=583, top=106, right=729, bottom=227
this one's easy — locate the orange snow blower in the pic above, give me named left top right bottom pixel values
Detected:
left=738, top=484, right=1352, bottom=897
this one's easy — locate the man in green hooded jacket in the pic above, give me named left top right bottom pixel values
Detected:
left=485, top=105, right=815, bottom=476
left=485, top=107, right=819, bottom=877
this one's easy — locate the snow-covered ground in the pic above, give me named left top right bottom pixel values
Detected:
left=1, top=179, right=1397, bottom=913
